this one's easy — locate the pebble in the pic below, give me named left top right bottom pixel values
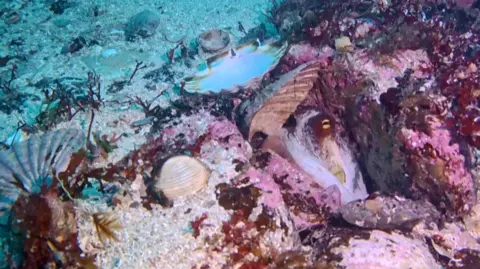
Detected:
left=53, top=18, right=71, bottom=28
left=125, top=10, right=161, bottom=41
left=101, top=48, right=118, bottom=57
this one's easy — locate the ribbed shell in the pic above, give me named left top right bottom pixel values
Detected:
left=154, top=155, right=210, bottom=199
left=248, top=62, right=322, bottom=140
left=0, top=129, right=85, bottom=212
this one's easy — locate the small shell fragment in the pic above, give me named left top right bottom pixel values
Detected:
left=154, top=155, right=210, bottom=199
left=335, top=36, right=354, bottom=52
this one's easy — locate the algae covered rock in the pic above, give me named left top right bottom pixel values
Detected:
left=125, top=10, right=161, bottom=41
left=303, top=226, right=442, bottom=269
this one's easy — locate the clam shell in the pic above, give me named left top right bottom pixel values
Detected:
left=154, top=155, right=210, bottom=199
left=0, top=129, right=85, bottom=212
left=248, top=62, right=322, bottom=140
left=183, top=40, right=287, bottom=94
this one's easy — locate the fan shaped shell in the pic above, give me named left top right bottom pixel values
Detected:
left=154, top=155, right=210, bottom=199
left=0, top=129, right=85, bottom=212
left=248, top=62, right=322, bottom=140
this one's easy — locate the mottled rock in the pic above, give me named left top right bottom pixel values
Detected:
left=61, top=36, right=86, bottom=54
left=49, top=0, right=74, bottom=15
left=340, top=195, right=440, bottom=230
left=125, top=10, right=161, bottom=41
left=53, top=18, right=71, bottom=27
left=305, top=227, right=442, bottom=269
left=197, top=29, right=230, bottom=53
left=446, top=249, right=480, bottom=269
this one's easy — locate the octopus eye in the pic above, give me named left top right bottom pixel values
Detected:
left=424, top=143, right=437, bottom=158
left=311, top=115, right=334, bottom=140
left=321, top=119, right=331, bottom=129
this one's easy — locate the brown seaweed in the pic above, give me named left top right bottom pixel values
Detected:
left=92, top=212, right=123, bottom=245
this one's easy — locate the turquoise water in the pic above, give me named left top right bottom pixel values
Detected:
left=1, top=0, right=480, bottom=268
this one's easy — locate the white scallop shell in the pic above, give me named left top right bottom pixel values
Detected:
left=154, top=155, right=210, bottom=199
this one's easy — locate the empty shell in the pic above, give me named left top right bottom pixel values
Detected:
left=183, top=40, right=287, bottom=94
left=154, top=155, right=210, bottom=199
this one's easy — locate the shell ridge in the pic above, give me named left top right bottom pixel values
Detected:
left=11, top=142, right=35, bottom=190
left=0, top=152, right=18, bottom=184
left=27, top=135, right=40, bottom=183
left=42, top=129, right=69, bottom=177
left=36, top=130, right=51, bottom=181
left=51, top=129, right=84, bottom=175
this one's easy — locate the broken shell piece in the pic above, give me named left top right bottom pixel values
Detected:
left=184, top=40, right=287, bottom=94
left=154, top=155, right=210, bottom=199
left=335, top=36, right=354, bottom=52
left=197, top=29, right=231, bottom=53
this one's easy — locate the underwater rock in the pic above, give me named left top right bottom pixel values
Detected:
left=346, top=77, right=476, bottom=215
left=205, top=119, right=252, bottom=162
left=346, top=87, right=478, bottom=215
left=246, top=154, right=338, bottom=229
left=283, top=43, right=333, bottom=67
left=197, top=29, right=230, bottom=53
left=278, top=10, right=302, bottom=36
left=308, top=227, right=442, bottom=269
left=4, top=11, right=20, bottom=24
left=50, top=0, right=74, bottom=15
left=0, top=129, right=85, bottom=212
left=53, top=18, right=71, bottom=28
left=446, top=249, right=480, bottom=269
left=125, top=10, right=161, bottom=41
left=340, top=195, right=440, bottom=230
left=183, top=40, right=287, bottom=94
left=397, top=114, right=476, bottom=214
left=456, top=0, right=476, bottom=8
left=464, top=203, right=480, bottom=235
left=419, top=221, right=480, bottom=262
left=61, top=36, right=86, bottom=54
